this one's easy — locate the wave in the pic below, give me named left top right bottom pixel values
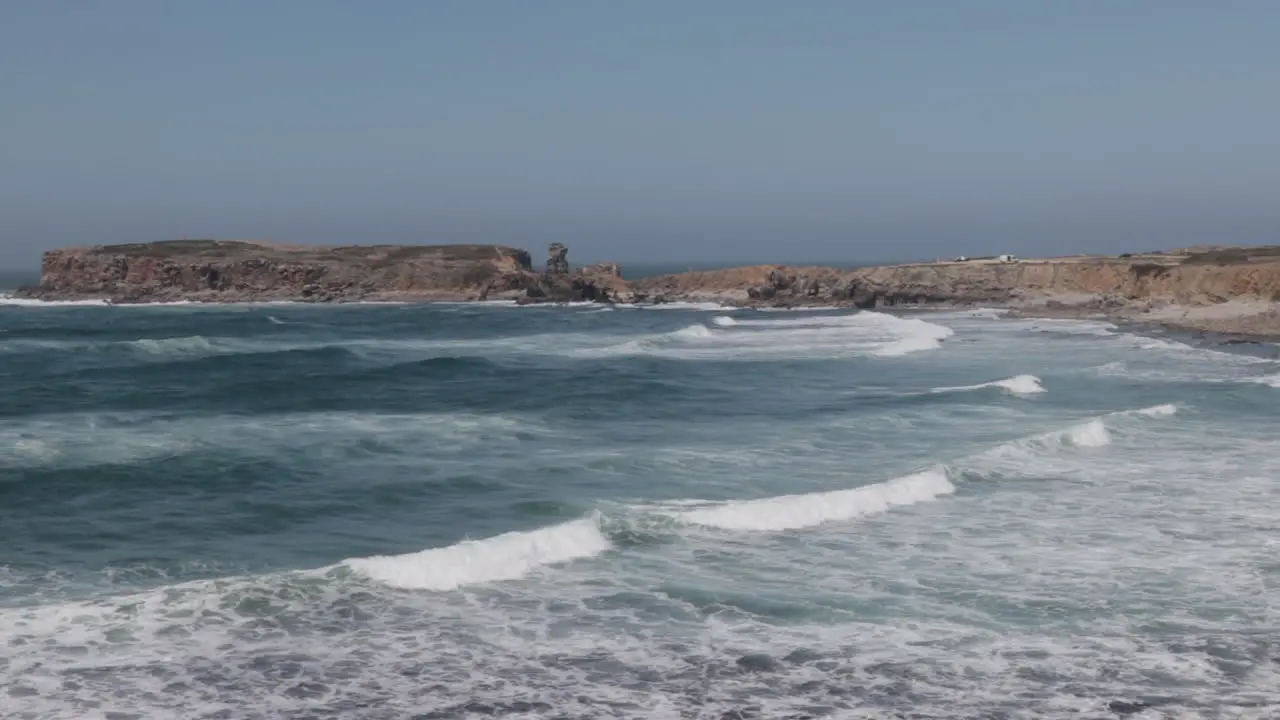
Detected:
left=128, top=335, right=223, bottom=356
left=966, top=404, right=1180, bottom=479
left=668, top=468, right=955, bottom=532
left=670, top=323, right=714, bottom=339
left=1134, top=403, right=1178, bottom=417
left=342, top=515, right=610, bottom=590
left=590, top=311, right=955, bottom=361
left=0, top=293, right=110, bottom=307
left=0, top=410, right=543, bottom=470
left=1254, top=373, right=1280, bottom=388
left=931, top=374, right=1046, bottom=396
left=630, top=302, right=731, bottom=311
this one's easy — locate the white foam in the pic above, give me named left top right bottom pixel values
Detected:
left=973, top=404, right=1186, bottom=476
left=932, top=374, right=1046, bottom=396
left=711, top=315, right=738, bottom=327
left=670, top=323, right=714, bottom=339
left=0, top=293, right=109, bottom=307
left=588, top=311, right=955, bottom=361
left=672, top=468, right=955, bottom=532
left=633, top=302, right=730, bottom=311
left=872, top=316, right=955, bottom=356
left=1062, top=419, right=1111, bottom=447
left=343, top=516, right=610, bottom=590
left=1254, top=373, right=1280, bottom=388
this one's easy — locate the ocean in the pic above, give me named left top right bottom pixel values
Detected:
left=1, top=296, right=1278, bottom=719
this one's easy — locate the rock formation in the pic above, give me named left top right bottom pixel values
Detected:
left=17, top=239, right=636, bottom=306
left=545, top=243, right=570, bottom=275
left=17, top=238, right=1280, bottom=336
left=19, top=240, right=539, bottom=303
left=518, top=244, right=627, bottom=304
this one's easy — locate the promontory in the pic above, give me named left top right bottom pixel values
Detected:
left=14, top=239, right=1280, bottom=338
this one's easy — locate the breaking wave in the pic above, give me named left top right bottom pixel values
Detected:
left=1254, top=373, right=1280, bottom=388
left=668, top=468, right=955, bottom=532
left=0, top=294, right=111, bottom=307
left=343, top=516, right=610, bottom=590
left=932, top=374, right=1046, bottom=396
left=670, top=323, right=714, bottom=339
left=591, top=311, right=955, bottom=361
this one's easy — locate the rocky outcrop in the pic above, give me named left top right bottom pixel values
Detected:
left=18, top=239, right=637, bottom=305
left=517, top=244, right=628, bottom=304
left=631, top=248, right=1280, bottom=314
left=545, top=243, right=570, bottom=275
left=19, top=240, right=540, bottom=303
left=21, top=239, right=1280, bottom=337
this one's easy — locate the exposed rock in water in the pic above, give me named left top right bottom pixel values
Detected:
left=518, top=245, right=627, bottom=305
left=18, top=240, right=539, bottom=304
left=17, top=238, right=638, bottom=306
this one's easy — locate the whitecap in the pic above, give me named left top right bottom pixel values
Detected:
left=634, top=302, right=730, bottom=311
left=711, top=316, right=738, bottom=327
left=669, top=323, right=714, bottom=339
left=0, top=293, right=109, bottom=307
left=670, top=467, right=955, bottom=532
left=932, top=374, right=1046, bottom=396
left=343, top=516, right=610, bottom=590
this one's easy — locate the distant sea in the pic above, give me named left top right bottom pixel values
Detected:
left=0, top=270, right=37, bottom=292
left=1, top=296, right=1277, bottom=719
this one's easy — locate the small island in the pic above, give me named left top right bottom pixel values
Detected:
left=16, top=239, right=1280, bottom=338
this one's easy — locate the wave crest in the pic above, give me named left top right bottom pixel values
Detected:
left=932, top=374, right=1046, bottom=396
left=343, top=516, right=610, bottom=591
left=669, top=468, right=955, bottom=532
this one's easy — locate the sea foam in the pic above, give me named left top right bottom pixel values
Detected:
left=343, top=516, right=610, bottom=590
left=932, top=374, right=1046, bottom=396
left=671, top=467, right=955, bottom=532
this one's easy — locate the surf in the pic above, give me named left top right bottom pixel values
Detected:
left=342, top=515, right=610, bottom=590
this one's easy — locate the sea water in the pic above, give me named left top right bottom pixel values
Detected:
left=1, top=297, right=1277, bottom=718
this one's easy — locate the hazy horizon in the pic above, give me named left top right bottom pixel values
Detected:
left=3, top=1, right=1278, bottom=267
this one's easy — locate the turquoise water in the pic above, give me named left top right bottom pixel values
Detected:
left=1, top=296, right=1278, bottom=719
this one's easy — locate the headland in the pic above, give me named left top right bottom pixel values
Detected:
left=14, top=239, right=1280, bottom=340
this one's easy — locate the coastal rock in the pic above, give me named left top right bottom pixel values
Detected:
left=19, top=240, right=537, bottom=304
left=582, top=262, right=622, bottom=278
left=515, top=244, right=629, bottom=304
left=545, top=243, right=570, bottom=275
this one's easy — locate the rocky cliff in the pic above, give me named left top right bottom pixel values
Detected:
left=631, top=247, right=1280, bottom=310
left=18, top=240, right=1280, bottom=336
left=17, top=239, right=629, bottom=304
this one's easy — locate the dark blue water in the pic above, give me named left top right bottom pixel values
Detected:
left=2, top=299, right=1278, bottom=719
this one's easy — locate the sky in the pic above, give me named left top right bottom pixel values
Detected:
left=2, top=1, right=1278, bottom=268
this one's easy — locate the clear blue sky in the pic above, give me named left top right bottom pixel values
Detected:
left=2, top=1, right=1278, bottom=268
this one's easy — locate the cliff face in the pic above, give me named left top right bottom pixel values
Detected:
left=19, top=239, right=639, bottom=305
left=23, top=240, right=539, bottom=303
left=20, top=239, right=1280, bottom=321
left=631, top=249, right=1280, bottom=310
